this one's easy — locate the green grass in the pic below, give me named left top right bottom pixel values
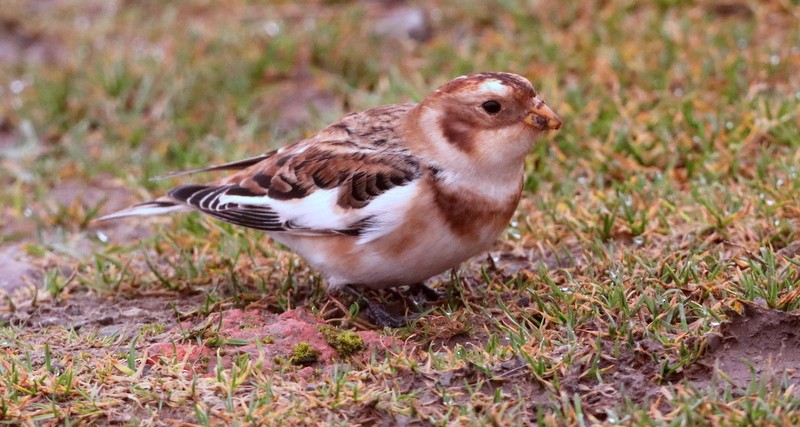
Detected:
left=1, top=0, right=800, bottom=425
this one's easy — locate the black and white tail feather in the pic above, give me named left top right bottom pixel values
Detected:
left=95, top=199, right=191, bottom=221
left=94, top=153, right=274, bottom=222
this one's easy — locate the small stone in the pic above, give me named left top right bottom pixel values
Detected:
left=121, top=308, right=145, bottom=318
left=704, top=333, right=724, bottom=353
left=372, top=5, right=432, bottom=42
left=0, top=246, right=38, bottom=293
left=96, top=315, right=115, bottom=326
left=98, top=325, right=123, bottom=338
left=70, top=319, right=89, bottom=330
left=296, top=366, right=316, bottom=381
left=38, top=316, right=60, bottom=327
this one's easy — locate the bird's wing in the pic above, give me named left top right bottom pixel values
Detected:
left=167, top=104, right=423, bottom=240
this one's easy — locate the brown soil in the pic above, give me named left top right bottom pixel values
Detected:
left=3, top=291, right=205, bottom=344
left=689, top=303, right=800, bottom=392
left=552, top=303, right=800, bottom=420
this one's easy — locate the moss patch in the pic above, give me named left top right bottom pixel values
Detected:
left=140, top=323, right=166, bottom=337
left=290, top=342, right=320, bottom=366
left=319, top=325, right=365, bottom=357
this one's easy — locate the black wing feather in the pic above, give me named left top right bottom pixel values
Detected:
left=169, top=184, right=285, bottom=232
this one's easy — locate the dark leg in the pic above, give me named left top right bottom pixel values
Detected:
left=344, top=286, right=408, bottom=328
left=408, top=282, right=443, bottom=302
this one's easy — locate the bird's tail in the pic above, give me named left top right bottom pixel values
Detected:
left=94, top=198, right=191, bottom=222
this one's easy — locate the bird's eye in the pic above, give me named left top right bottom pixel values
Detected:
left=481, top=100, right=502, bottom=114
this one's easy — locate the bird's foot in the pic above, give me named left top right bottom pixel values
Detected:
left=344, top=286, right=409, bottom=328
left=408, top=283, right=444, bottom=302
left=366, top=304, right=408, bottom=328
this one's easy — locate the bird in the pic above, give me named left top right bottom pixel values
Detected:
left=97, top=72, right=562, bottom=326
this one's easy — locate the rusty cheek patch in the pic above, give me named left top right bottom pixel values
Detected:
left=437, top=109, right=476, bottom=153
left=435, top=98, right=529, bottom=153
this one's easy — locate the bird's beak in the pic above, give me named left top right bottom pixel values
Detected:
left=524, top=99, right=562, bottom=131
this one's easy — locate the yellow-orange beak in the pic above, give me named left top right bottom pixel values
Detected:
left=524, top=100, right=562, bottom=131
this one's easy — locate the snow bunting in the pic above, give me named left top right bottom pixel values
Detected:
left=98, top=72, right=562, bottom=325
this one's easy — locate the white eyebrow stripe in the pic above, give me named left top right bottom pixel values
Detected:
left=477, top=80, right=511, bottom=96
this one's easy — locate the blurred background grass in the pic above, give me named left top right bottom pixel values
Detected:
left=1, top=1, right=797, bottom=237
left=1, top=0, right=800, bottom=425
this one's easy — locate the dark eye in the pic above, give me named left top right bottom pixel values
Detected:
left=481, top=100, right=502, bottom=114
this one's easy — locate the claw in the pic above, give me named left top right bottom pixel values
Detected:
left=408, top=283, right=444, bottom=302
left=344, top=285, right=409, bottom=328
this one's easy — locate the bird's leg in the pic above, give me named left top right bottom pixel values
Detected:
left=344, top=285, right=408, bottom=328
left=408, top=282, right=444, bottom=302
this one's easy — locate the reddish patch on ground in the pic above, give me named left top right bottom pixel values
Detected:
left=147, top=342, right=216, bottom=373
left=147, top=308, right=403, bottom=375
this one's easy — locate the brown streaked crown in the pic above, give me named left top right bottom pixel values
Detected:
left=435, top=72, right=537, bottom=98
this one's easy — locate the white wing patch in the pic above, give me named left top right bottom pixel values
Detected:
left=354, top=181, right=420, bottom=244
left=219, top=189, right=347, bottom=230
left=216, top=180, right=421, bottom=242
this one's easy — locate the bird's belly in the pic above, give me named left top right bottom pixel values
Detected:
left=343, top=231, right=486, bottom=289
left=271, top=208, right=508, bottom=291
left=269, top=177, right=521, bottom=291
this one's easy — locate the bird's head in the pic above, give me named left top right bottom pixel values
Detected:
left=412, top=72, right=561, bottom=175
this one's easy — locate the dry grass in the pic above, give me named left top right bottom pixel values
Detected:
left=1, top=0, right=799, bottom=425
